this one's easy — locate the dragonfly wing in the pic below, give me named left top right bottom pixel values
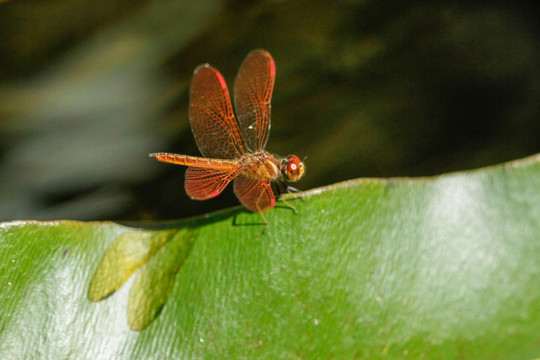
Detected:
left=233, top=173, right=275, bottom=213
left=185, top=166, right=240, bottom=200
left=190, top=65, right=247, bottom=158
left=234, top=50, right=275, bottom=152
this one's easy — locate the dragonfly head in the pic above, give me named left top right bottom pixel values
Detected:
left=281, top=155, right=305, bottom=182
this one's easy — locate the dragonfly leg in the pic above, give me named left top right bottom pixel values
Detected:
left=279, top=196, right=298, bottom=214
left=285, top=185, right=300, bottom=193
left=256, top=206, right=269, bottom=234
left=274, top=182, right=303, bottom=211
left=285, top=185, right=306, bottom=202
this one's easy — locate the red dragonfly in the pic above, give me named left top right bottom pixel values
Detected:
left=150, top=50, right=305, bottom=223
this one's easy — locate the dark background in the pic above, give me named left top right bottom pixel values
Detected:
left=1, top=0, right=538, bottom=221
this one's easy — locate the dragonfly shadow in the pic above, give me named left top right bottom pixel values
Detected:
left=232, top=201, right=302, bottom=236
left=88, top=211, right=234, bottom=331
left=231, top=210, right=267, bottom=228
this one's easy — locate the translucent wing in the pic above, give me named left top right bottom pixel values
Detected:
left=234, top=49, right=275, bottom=152
left=233, top=173, right=275, bottom=213
left=190, top=65, right=247, bottom=158
left=185, top=166, right=241, bottom=200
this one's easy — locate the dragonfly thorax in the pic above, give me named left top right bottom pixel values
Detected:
left=240, top=151, right=280, bottom=180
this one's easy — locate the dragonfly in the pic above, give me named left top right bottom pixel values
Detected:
left=150, top=50, right=305, bottom=224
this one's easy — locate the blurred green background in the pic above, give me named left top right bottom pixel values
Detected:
left=0, top=0, right=538, bottom=221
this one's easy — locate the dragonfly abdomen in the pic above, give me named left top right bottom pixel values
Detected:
left=149, top=153, right=238, bottom=170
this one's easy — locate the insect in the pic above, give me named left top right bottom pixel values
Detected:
left=150, top=50, right=305, bottom=224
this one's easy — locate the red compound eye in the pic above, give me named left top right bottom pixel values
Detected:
left=288, top=161, right=298, bottom=173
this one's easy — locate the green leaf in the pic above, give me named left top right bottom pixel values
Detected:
left=1, top=154, right=540, bottom=359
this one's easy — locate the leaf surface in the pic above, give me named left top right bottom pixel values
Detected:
left=1, top=154, right=540, bottom=359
